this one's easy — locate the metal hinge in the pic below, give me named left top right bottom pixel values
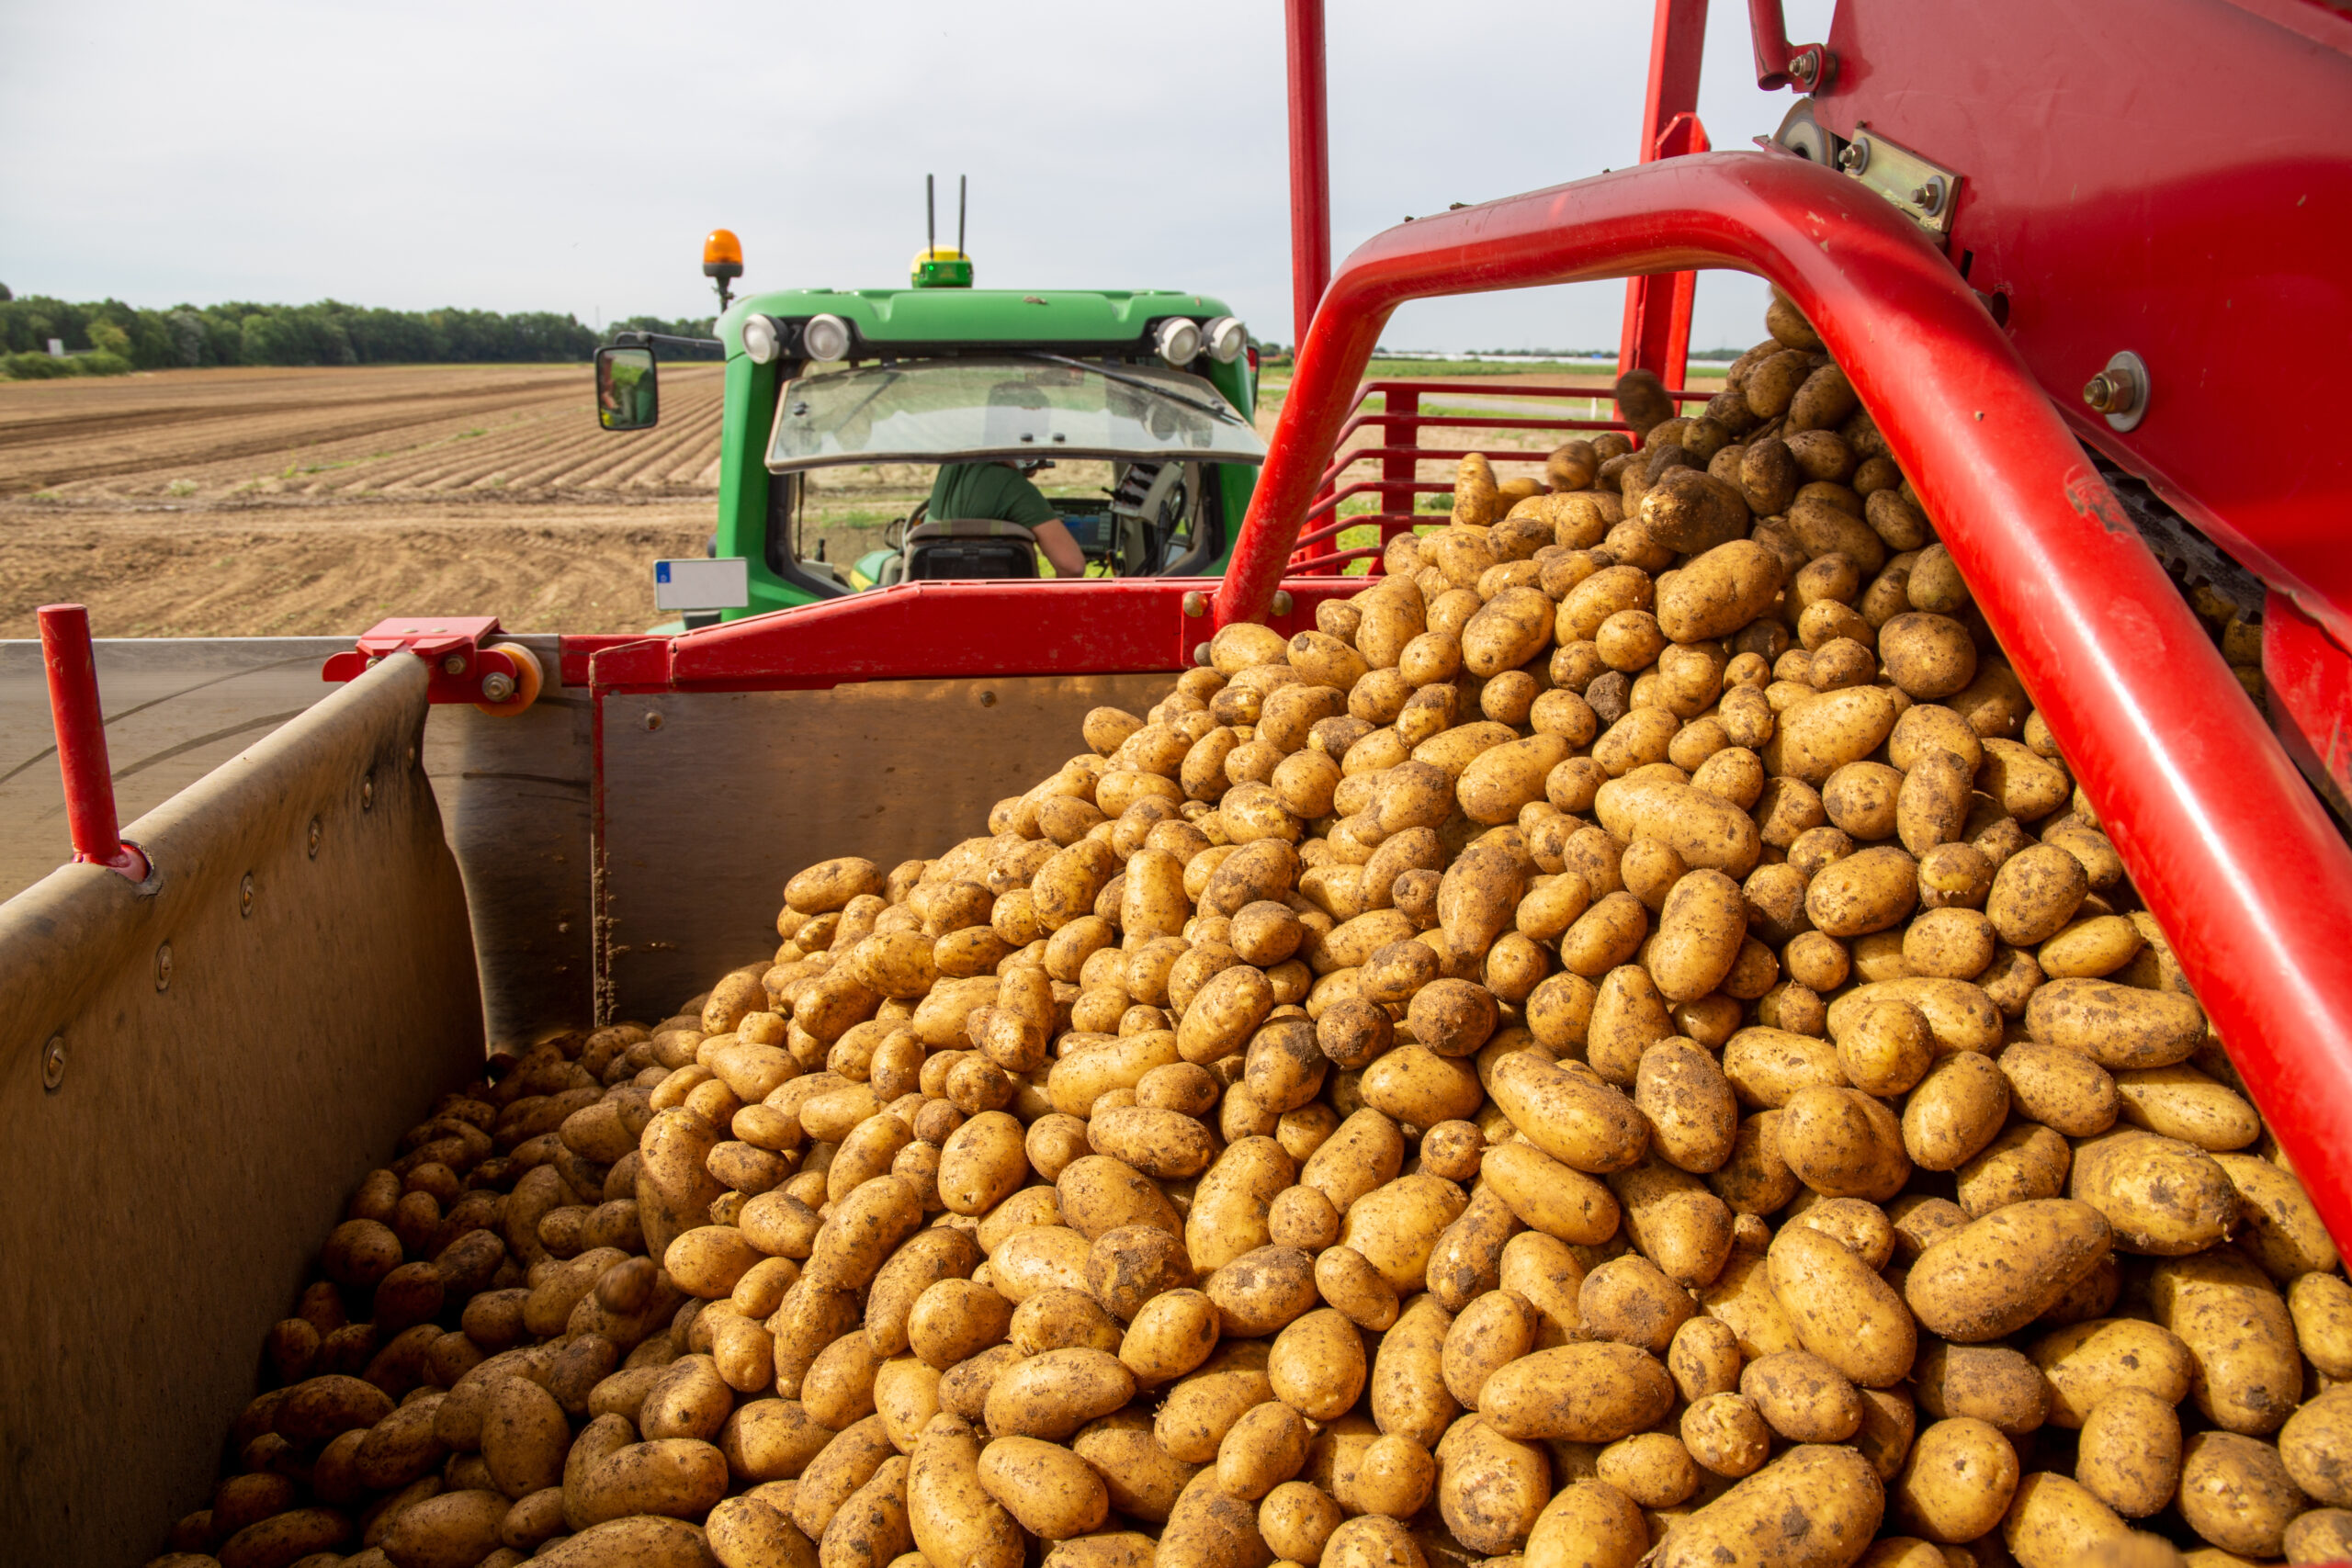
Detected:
left=1836, top=126, right=1964, bottom=241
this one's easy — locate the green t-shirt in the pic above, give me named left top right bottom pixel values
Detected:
left=928, top=462, right=1057, bottom=529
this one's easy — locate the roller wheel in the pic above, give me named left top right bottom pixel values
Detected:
left=475, top=641, right=543, bottom=716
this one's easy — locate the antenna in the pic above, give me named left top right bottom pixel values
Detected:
left=926, top=175, right=936, bottom=254
left=958, top=175, right=967, bottom=257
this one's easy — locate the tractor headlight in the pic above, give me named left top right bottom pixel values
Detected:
left=741, top=313, right=782, bottom=364
left=1203, top=316, right=1247, bottom=364
left=1154, top=317, right=1203, bottom=367
left=800, top=312, right=852, bottom=362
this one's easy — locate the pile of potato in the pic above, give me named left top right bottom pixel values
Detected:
left=158, top=293, right=2352, bottom=1568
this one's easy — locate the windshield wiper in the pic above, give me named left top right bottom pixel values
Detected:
left=1013, top=352, right=1242, bottom=422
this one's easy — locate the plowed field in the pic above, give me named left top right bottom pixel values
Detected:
left=0, top=363, right=727, bottom=637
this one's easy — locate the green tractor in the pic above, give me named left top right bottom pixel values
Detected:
left=594, top=194, right=1268, bottom=624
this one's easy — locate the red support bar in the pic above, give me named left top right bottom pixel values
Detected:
left=1216, top=148, right=2352, bottom=1249
left=36, top=604, right=147, bottom=882
left=1745, top=0, right=1834, bottom=91
left=1620, top=0, right=1711, bottom=385
left=1286, top=0, right=1330, bottom=351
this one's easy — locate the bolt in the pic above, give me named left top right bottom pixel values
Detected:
left=2084, top=369, right=2139, bottom=415
left=1271, top=591, right=1295, bottom=616
left=1838, top=139, right=1870, bottom=173
left=155, top=942, right=174, bottom=991
left=41, top=1036, right=65, bottom=1091
left=307, top=816, right=322, bottom=858
left=978, top=690, right=998, bottom=707
left=1792, top=48, right=1818, bottom=84
left=441, top=653, right=468, bottom=676
left=1910, top=177, right=1946, bottom=215
left=360, top=773, right=374, bottom=812
left=1193, top=641, right=1214, bottom=668
left=643, top=711, right=664, bottom=732
left=240, top=873, right=255, bottom=918
left=480, top=671, right=516, bottom=703
left=1182, top=591, right=1208, bottom=617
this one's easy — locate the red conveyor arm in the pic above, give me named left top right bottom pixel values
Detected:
left=1217, top=149, right=2352, bottom=1248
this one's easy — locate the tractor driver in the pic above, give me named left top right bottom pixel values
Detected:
left=926, top=460, right=1087, bottom=578
left=926, top=378, right=1087, bottom=578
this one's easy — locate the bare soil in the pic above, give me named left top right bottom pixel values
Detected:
left=0, top=363, right=728, bottom=637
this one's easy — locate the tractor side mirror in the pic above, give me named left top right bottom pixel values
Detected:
left=595, top=345, right=659, bottom=431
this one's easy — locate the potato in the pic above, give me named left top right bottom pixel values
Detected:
left=1953, top=1122, right=2071, bottom=1217
left=1997, top=1044, right=2119, bottom=1137
left=2067, top=1131, right=2235, bottom=1255
left=2075, top=1389, right=2181, bottom=1517
left=2025, top=979, right=2206, bottom=1070
left=1659, top=540, right=1786, bottom=643
left=1486, top=1052, right=1650, bottom=1175
left=2279, top=1386, right=2352, bottom=1506
left=1160, top=1466, right=1278, bottom=1568
left=2286, top=1510, right=2352, bottom=1566
left=1524, top=1478, right=1648, bottom=1568
left=1905, top=1200, right=2113, bottom=1342
left=1653, top=1444, right=1886, bottom=1568
left=2149, top=1251, right=2301, bottom=1435
left=2213, top=1153, right=2339, bottom=1280
left=2177, top=1431, right=2307, bottom=1557
left=1807, top=846, right=1921, bottom=938
left=2111, top=1065, right=2257, bottom=1150
left=1878, top=615, right=1978, bottom=702
left=1743, top=1349, right=1863, bottom=1441
left=1476, top=1342, right=1675, bottom=1442
left=1766, top=1223, right=1916, bottom=1387
left=909, top=1414, right=1023, bottom=1568
left=1778, top=1086, right=1911, bottom=1201
left=978, top=1435, right=1110, bottom=1540
left=980, top=1348, right=1135, bottom=1441
left=719, top=1398, right=837, bottom=1482
left=2028, top=1317, right=2195, bottom=1429
left=1595, top=773, right=1763, bottom=877
left=568, top=1436, right=729, bottom=1529
left=1268, top=1307, right=1367, bottom=1421
left=1901, top=1053, right=2009, bottom=1172
left=1888, top=1416, right=2021, bottom=1543
left=2290, top=1273, right=2352, bottom=1378
left=534, top=1517, right=719, bottom=1568
left=938, top=1112, right=1030, bottom=1216
left=1999, top=1472, right=2132, bottom=1568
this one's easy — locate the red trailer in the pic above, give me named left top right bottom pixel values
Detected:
left=2, top=1, right=2347, bottom=1560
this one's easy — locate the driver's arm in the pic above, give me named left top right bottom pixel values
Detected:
left=1033, top=517, right=1088, bottom=579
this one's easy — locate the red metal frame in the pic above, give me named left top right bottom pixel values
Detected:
left=1285, top=0, right=1330, bottom=353
left=1217, top=146, right=2352, bottom=1249
left=321, top=616, right=530, bottom=705
left=556, top=577, right=1367, bottom=695
left=2265, top=592, right=2352, bottom=819
left=36, top=604, right=147, bottom=882
left=1284, top=380, right=1712, bottom=573
left=1620, top=0, right=1712, bottom=388
left=1745, top=0, right=1833, bottom=90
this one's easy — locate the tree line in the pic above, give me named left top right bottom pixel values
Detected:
left=0, top=288, right=718, bottom=380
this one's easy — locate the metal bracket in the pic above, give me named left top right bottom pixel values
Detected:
left=322, top=616, right=533, bottom=707
left=1837, top=127, right=1964, bottom=242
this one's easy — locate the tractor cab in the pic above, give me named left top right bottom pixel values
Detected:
left=594, top=221, right=1266, bottom=621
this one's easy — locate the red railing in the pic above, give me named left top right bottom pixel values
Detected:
left=1285, top=378, right=1712, bottom=574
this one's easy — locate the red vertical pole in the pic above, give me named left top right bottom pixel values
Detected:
left=37, top=604, right=147, bottom=881
left=1377, top=387, right=1421, bottom=573
left=1287, top=0, right=1331, bottom=352
left=1618, top=0, right=1710, bottom=384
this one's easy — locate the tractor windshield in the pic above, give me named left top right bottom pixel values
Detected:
left=764, top=355, right=1265, bottom=473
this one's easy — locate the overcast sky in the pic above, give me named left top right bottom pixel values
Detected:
left=0, top=0, right=1834, bottom=353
